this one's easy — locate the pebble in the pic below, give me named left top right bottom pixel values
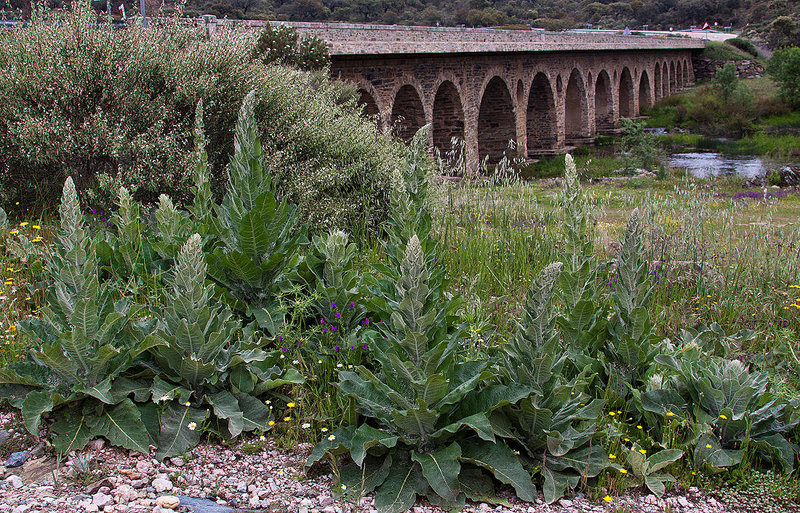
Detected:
left=0, top=430, right=10, bottom=445
left=5, top=475, right=23, bottom=489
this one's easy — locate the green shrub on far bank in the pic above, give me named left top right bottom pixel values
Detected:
left=641, top=77, right=794, bottom=141
left=769, top=47, right=800, bottom=109
left=0, top=4, right=398, bottom=236
left=725, top=38, right=761, bottom=58
left=702, top=41, right=757, bottom=62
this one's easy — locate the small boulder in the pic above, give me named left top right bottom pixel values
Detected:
left=152, top=477, right=173, bottom=493
left=92, top=491, right=113, bottom=508
left=156, top=496, right=180, bottom=510
left=4, top=451, right=29, bottom=468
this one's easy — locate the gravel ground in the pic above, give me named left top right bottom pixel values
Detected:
left=0, top=412, right=737, bottom=513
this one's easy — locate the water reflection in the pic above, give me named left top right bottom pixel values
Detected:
left=667, top=152, right=775, bottom=179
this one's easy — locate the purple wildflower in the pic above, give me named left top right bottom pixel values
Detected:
left=335, top=312, right=341, bottom=319
left=334, top=345, right=340, bottom=352
left=363, top=318, right=370, bottom=325
left=331, top=302, right=336, bottom=308
left=362, top=343, right=368, bottom=350
left=332, top=326, right=338, bottom=332
left=281, top=347, right=287, bottom=353
left=349, top=302, right=355, bottom=309
left=320, top=318, right=325, bottom=324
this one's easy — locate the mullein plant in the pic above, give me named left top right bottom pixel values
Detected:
left=207, top=90, right=308, bottom=338
left=602, top=209, right=664, bottom=412
left=555, top=155, right=609, bottom=380
left=499, top=262, right=608, bottom=503
left=0, top=177, right=154, bottom=455
left=308, top=128, right=538, bottom=513
left=145, top=233, right=285, bottom=459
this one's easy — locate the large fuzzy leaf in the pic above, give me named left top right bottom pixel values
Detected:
left=156, top=402, right=208, bottom=460
left=239, top=393, right=270, bottom=432
left=374, top=457, right=426, bottom=513
left=460, top=440, right=536, bottom=502
left=546, top=444, right=608, bottom=478
left=89, top=399, right=153, bottom=455
left=52, top=409, right=93, bottom=455
left=22, top=390, right=54, bottom=434
left=430, top=413, right=495, bottom=443
left=542, top=466, right=580, bottom=504
left=646, top=449, right=683, bottom=474
left=412, top=442, right=462, bottom=502
left=350, top=424, right=399, bottom=466
left=208, top=390, right=244, bottom=438
left=693, top=433, right=742, bottom=468
left=340, top=454, right=394, bottom=496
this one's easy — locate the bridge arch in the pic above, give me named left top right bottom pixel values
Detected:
left=676, top=63, right=683, bottom=90
left=390, top=82, right=426, bottom=142
left=639, top=70, right=652, bottom=111
left=432, top=80, right=465, bottom=155
left=619, top=67, right=635, bottom=119
left=661, top=61, right=669, bottom=97
left=526, top=72, right=557, bottom=154
left=564, top=68, right=589, bottom=143
left=357, top=88, right=381, bottom=120
left=478, top=75, right=516, bottom=164
left=594, top=70, right=614, bottom=132
left=669, top=61, right=677, bottom=93
left=683, top=60, right=689, bottom=86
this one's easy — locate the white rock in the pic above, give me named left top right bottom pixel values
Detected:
left=84, top=504, right=99, bottom=513
left=678, top=497, right=690, bottom=508
left=168, top=457, right=185, bottom=468
left=11, top=505, right=29, bottom=513
left=5, top=475, right=23, bottom=489
left=152, top=478, right=173, bottom=493
left=559, top=499, right=573, bottom=507
left=92, top=492, right=113, bottom=508
left=155, top=496, right=180, bottom=510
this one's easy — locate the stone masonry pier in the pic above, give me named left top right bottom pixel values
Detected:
left=202, top=18, right=706, bottom=171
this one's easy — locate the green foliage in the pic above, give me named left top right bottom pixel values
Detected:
left=0, top=177, right=153, bottom=454
left=0, top=95, right=309, bottom=460
left=251, top=23, right=330, bottom=71
left=726, top=38, right=760, bottom=58
left=307, top=131, right=536, bottom=511
left=624, top=446, right=683, bottom=497
left=620, top=119, right=661, bottom=172
left=604, top=210, right=661, bottom=401
left=653, top=351, right=800, bottom=472
left=768, top=47, right=800, bottom=108
left=0, top=5, right=396, bottom=235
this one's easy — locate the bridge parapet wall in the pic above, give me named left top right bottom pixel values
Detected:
left=198, top=17, right=705, bottom=55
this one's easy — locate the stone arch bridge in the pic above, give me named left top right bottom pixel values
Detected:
left=202, top=19, right=705, bottom=170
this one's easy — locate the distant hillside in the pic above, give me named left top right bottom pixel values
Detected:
left=3, top=0, right=799, bottom=48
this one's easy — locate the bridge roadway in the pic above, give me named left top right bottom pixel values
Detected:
left=201, top=18, right=706, bottom=171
